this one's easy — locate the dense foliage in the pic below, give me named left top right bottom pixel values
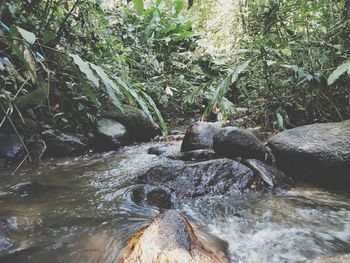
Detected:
left=193, top=0, right=350, bottom=129
left=1, top=0, right=349, bottom=135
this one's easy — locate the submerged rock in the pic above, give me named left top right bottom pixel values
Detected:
left=213, top=127, right=269, bottom=161
left=93, top=118, right=129, bottom=151
left=0, top=134, right=23, bottom=159
left=41, top=130, right=87, bottom=157
left=102, top=105, right=161, bottom=141
left=118, top=210, right=229, bottom=263
left=132, top=185, right=173, bottom=209
left=138, top=159, right=256, bottom=198
left=243, top=159, right=294, bottom=189
left=181, top=121, right=223, bottom=152
left=267, top=120, right=350, bottom=181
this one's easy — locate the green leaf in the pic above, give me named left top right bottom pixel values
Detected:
left=141, top=91, right=168, bottom=136
left=112, top=76, right=152, bottom=119
left=89, top=63, right=124, bottom=112
left=16, top=26, right=37, bottom=45
left=276, top=112, right=285, bottom=130
left=327, top=61, right=350, bottom=85
left=174, top=0, right=184, bottom=16
left=69, top=54, right=100, bottom=88
left=132, top=0, right=144, bottom=14
left=42, top=31, right=56, bottom=44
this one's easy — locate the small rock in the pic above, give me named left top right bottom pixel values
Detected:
left=94, top=118, right=129, bottom=151
left=102, top=105, right=161, bottom=141
left=27, top=138, right=47, bottom=161
left=181, top=121, right=223, bottom=152
left=41, top=130, right=87, bottom=157
left=243, top=159, right=294, bottom=189
left=132, top=185, right=173, bottom=209
left=0, top=134, right=23, bottom=159
left=213, top=127, right=269, bottom=161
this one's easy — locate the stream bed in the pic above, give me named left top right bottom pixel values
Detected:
left=0, top=141, right=349, bottom=263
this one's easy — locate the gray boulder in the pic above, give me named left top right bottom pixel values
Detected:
left=267, top=120, right=350, bottom=180
left=94, top=118, right=129, bottom=151
left=181, top=121, right=223, bottom=152
left=0, top=134, right=23, bottom=159
left=102, top=105, right=161, bottom=141
left=213, top=127, right=269, bottom=161
left=243, top=159, right=294, bottom=189
left=138, top=159, right=256, bottom=198
left=41, top=130, right=87, bottom=157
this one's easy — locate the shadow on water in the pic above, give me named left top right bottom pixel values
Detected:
left=0, top=141, right=349, bottom=262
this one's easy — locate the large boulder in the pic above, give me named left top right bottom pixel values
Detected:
left=243, top=159, right=294, bottom=189
left=102, top=105, right=161, bottom=141
left=0, top=134, right=23, bottom=159
left=213, top=127, right=270, bottom=161
left=41, top=130, right=87, bottom=157
left=181, top=121, right=223, bottom=152
left=118, top=210, right=229, bottom=263
left=138, top=159, right=256, bottom=198
left=267, top=120, right=350, bottom=181
left=93, top=118, right=129, bottom=151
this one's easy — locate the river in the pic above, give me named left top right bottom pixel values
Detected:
left=0, top=141, right=349, bottom=262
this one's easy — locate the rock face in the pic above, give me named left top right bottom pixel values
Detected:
left=94, top=118, right=129, bottom=151
left=243, top=159, right=293, bottom=189
left=132, top=185, right=173, bottom=209
left=213, top=127, right=269, bottom=161
left=41, top=130, right=87, bottom=157
left=181, top=121, right=222, bottom=152
left=102, top=105, right=161, bottom=141
left=138, top=159, right=256, bottom=198
left=0, top=134, right=23, bottom=159
left=118, top=210, right=229, bottom=263
left=267, top=120, right=350, bottom=180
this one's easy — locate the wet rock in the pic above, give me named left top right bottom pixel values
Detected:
left=180, top=149, right=217, bottom=161
left=181, top=121, right=223, bottom=152
left=14, top=118, right=40, bottom=137
left=102, top=105, right=161, bottom=141
left=119, top=210, right=229, bottom=263
left=267, top=120, right=350, bottom=180
left=213, top=127, right=269, bottom=161
left=27, top=138, right=46, bottom=161
left=132, top=185, right=173, bottom=209
left=306, top=254, right=350, bottom=263
left=0, top=158, right=6, bottom=167
left=93, top=118, right=129, bottom=151
left=243, top=159, right=294, bottom=189
left=0, top=134, right=23, bottom=159
left=138, top=159, right=256, bottom=198
left=147, top=142, right=182, bottom=159
left=41, top=129, right=87, bottom=157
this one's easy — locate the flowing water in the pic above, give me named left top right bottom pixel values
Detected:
left=0, top=141, right=349, bottom=263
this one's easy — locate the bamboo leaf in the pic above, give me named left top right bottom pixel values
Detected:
left=69, top=54, right=100, bottom=88
left=327, top=61, right=350, bottom=85
left=16, top=26, right=37, bottom=45
left=89, top=63, right=124, bottom=112
left=141, top=91, right=168, bottom=136
left=132, top=0, right=144, bottom=14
